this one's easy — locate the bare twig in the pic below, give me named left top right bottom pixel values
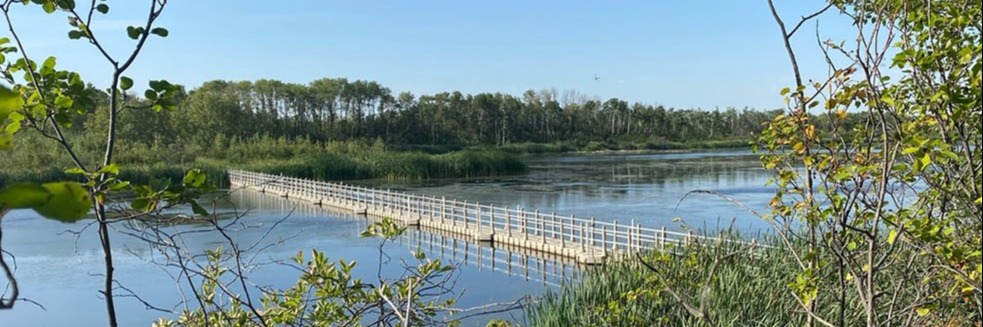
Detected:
left=0, top=210, right=18, bottom=310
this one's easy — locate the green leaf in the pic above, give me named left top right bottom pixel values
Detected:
left=0, top=133, right=11, bottom=151
left=5, top=111, right=24, bottom=134
left=67, top=30, right=85, bottom=40
left=42, top=1, right=56, bottom=13
left=148, top=80, right=168, bottom=91
left=975, top=197, right=981, bottom=206
left=95, top=3, right=108, bottom=14
left=151, top=27, right=168, bottom=37
left=41, top=56, right=56, bottom=73
left=97, top=163, right=119, bottom=175
left=34, top=182, right=91, bottom=222
left=55, top=95, right=73, bottom=109
left=120, top=76, right=133, bottom=91
left=0, top=184, right=51, bottom=209
left=780, top=87, right=791, bottom=96
left=917, top=153, right=931, bottom=170
left=54, top=112, right=72, bottom=128
left=130, top=198, right=155, bottom=212
left=107, top=180, right=130, bottom=192
left=144, top=90, right=157, bottom=100
left=190, top=201, right=209, bottom=216
left=56, top=0, right=75, bottom=10
left=182, top=169, right=206, bottom=188
left=0, top=85, right=24, bottom=122
left=65, top=167, right=86, bottom=175
left=126, top=26, right=143, bottom=40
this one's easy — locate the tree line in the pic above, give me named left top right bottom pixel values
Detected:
left=111, top=78, right=791, bottom=151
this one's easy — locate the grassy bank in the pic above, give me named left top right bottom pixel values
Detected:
left=0, top=150, right=526, bottom=188
left=202, top=149, right=526, bottom=182
left=525, top=235, right=976, bottom=326
left=0, top=164, right=231, bottom=189
left=526, top=238, right=804, bottom=326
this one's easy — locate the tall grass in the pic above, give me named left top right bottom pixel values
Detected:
left=527, top=238, right=813, bottom=326
left=0, top=164, right=229, bottom=189
left=215, top=150, right=527, bottom=181
left=1, top=136, right=527, bottom=187
left=526, top=234, right=977, bottom=326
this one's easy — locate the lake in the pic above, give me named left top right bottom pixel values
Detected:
left=0, top=150, right=775, bottom=326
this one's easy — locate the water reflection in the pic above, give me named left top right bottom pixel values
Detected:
left=229, top=189, right=582, bottom=288
left=357, top=150, right=776, bottom=235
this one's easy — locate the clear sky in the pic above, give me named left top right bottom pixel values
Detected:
left=7, top=1, right=854, bottom=110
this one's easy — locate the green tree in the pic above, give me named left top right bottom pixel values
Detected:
left=0, top=2, right=209, bottom=326
left=760, top=0, right=981, bottom=325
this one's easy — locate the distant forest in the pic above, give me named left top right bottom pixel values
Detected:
left=4, top=77, right=868, bottom=179
left=113, top=78, right=787, bottom=150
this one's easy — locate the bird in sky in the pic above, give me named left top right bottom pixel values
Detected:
left=594, top=74, right=600, bottom=82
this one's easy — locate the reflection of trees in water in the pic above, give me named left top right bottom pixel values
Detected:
left=525, top=156, right=768, bottom=198
left=339, top=153, right=775, bottom=233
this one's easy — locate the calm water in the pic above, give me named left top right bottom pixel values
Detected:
left=0, top=150, right=774, bottom=326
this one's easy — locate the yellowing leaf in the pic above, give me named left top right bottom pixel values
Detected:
left=887, top=229, right=899, bottom=245
left=793, top=142, right=806, bottom=155
left=915, top=307, right=930, bottom=317
left=804, top=125, right=816, bottom=139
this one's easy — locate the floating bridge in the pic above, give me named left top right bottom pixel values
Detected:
left=228, top=170, right=731, bottom=265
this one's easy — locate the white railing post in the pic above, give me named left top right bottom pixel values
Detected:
left=613, top=219, right=619, bottom=252
left=601, top=225, right=607, bottom=252
left=551, top=212, right=557, bottom=240
left=580, top=222, right=586, bottom=252
left=562, top=215, right=570, bottom=247
left=521, top=208, right=527, bottom=241
left=627, top=219, right=637, bottom=253
left=590, top=217, right=596, bottom=246
left=506, top=209, right=512, bottom=238
left=463, top=201, right=469, bottom=230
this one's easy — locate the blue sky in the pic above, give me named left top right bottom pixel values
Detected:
left=7, top=1, right=854, bottom=109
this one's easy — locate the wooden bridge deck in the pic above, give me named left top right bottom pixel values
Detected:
left=228, top=170, right=741, bottom=265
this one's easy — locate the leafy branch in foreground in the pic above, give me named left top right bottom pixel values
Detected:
left=0, top=2, right=209, bottom=326
left=758, top=0, right=981, bottom=326
left=156, top=218, right=468, bottom=327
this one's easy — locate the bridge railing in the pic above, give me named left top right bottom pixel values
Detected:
left=228, top=170, right=754, bottom=257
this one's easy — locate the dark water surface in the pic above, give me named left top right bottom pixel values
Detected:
left=0, top=150, right=774, bottom=326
